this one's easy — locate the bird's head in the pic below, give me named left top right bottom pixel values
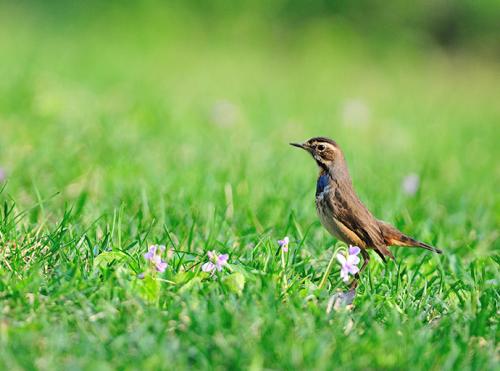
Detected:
left=290, top=137, right=343, bottom=171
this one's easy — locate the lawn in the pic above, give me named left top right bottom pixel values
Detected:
left=0, top=3, right=499, bottom=370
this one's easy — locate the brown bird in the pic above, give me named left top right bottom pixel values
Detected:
left=291, top=137, right=442, bottom=287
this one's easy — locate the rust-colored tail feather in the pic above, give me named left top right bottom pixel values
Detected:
left=378, top=221, right=442, bottom=254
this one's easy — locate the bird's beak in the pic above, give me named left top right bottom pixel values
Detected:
left=290, top=142, right=306, bottom=149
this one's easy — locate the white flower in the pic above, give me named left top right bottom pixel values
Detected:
left=337, top=246, right=361, bottom=282
left=202, top=250, right=229, bottom=273
left=402, top=173, right=420, bottom=196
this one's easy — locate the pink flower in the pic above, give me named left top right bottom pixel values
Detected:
left=144, top=245, right=168, bottom=273
left=278, top=236, right=290, bottom=252
left=337, top=246, right=361, bottom=282
left=202, top=250, right=229, bottom=273
left=152, top=256, right=168, bottom=273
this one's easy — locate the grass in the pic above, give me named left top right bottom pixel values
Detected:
left=0, top=4, right=499, bottom=370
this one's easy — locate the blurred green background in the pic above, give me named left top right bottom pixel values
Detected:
left=2, top=0, right=499, bottom=210
left=0, top=1, right=499, bottom=370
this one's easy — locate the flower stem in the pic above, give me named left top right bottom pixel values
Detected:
left=281, top=248, right=288, bottom=294
left=318, top=249, right=337, bottom=290
left=157, top=278, right=176, bottom=285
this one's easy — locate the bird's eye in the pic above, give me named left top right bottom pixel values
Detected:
left=317, top=144, right=325, bottom=151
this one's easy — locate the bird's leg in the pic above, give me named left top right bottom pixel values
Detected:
left=349, top=249, right=370, bottom=290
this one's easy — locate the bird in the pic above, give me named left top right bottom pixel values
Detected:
left=290, top=137, right=442, bottom=288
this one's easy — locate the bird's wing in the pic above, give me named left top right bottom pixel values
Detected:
left=326, top=187, right=394, bottom=260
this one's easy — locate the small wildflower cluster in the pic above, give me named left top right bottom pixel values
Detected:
left=142, top=235, right=362, bottom=286
left=337, top=245, right=361, bottom=282
left=202, top=250, right=229, bottom=274
left=144, top=245, right=168, bottom=273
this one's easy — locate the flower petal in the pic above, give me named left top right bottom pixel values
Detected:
left=278, top=236, right=290, bottom=247
left=340, top=267, right=349, bottom=282
left=347, top=255, right=360, bottom=266
left=337, top=253, right=346, bottom=265
left=348, top=265, right=359, bottom=275
left=207, top=250, right=215, bottom=260
left=144, top=245, right=157, bottom=260
left=217, top=254, right=229, bottom=265
left=349, top=246, right=361, bottom=256
left=202, top=262, right=215, bottom=272
left=155, top=261, right=168, bottom=273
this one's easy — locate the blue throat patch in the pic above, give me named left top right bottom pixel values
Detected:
left=316, top=174, right=329, bottom=196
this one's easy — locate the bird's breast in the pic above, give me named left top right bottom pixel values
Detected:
left=316, top=195, right=340, bottom=237
left=315, top=180, right=339, bottom=236
left=315, top=184, right=366, bottom=247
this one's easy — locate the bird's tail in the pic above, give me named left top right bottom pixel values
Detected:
left=378, top=221, right=442, bottom=254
